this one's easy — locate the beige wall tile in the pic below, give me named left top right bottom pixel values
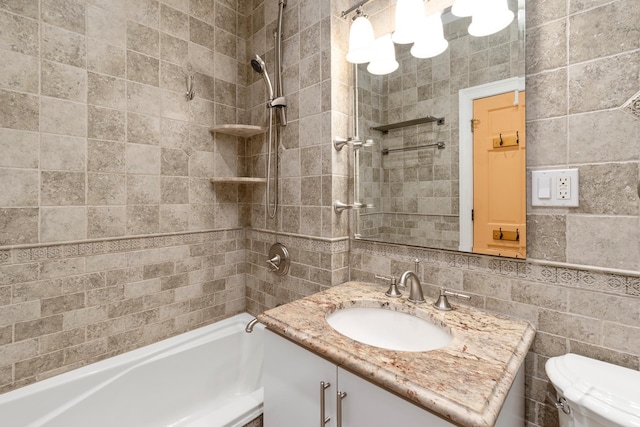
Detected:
left=0, top=129, right=39, bottom=169
left=160, top=33, right=188, bottom=64
left=0, top=208, right=39, bottom=245
left=87, top=4, right=126, bottom=47
left=41, top=0, right=86, bottom=35
left=526, top=68, right=567, bottom=120
left=126, top=81, right=161, bottom=116
left=40, top=97, right=87, bottom=137
left=0, top=168, right=39, bottom=206
left=88, top=106, right=126, bottom=141
left=41, top=134, right=87, bottom=171
left=88, top=139, right=126, bottom=173
left=87, top=206, right=126, bottom=238
left=0, top=89, right=39, bottom=131
left=0, top=10, right=39, bottom=56
left=41, top=24, right=86, bottom=68
left=566, top=215, right=640, bottom=271
left=87, top=173, right=126, bottom=205
left=88, top=72, right=126, bottom=110
left=569, top=0, right=640, bottom=64
left=127, top=205, right=160, bottom=234
left=0, top=0, right=39, bottom=19
left=160, top=5, right=189, bottom=40
left=0, top=50, right=39, bottom=94
left=0, top=340, right=38, bottom=376
left=40, top=207, right=87, bottom=242
left=127, top=51, right=160, bottom=86
left=601, top=323, right=640, bottom=355
left=128, top=0, right=159, bottom=28
left=526, top=20, right=566, bottom=75
left=87, top=39, right=126, bottom=78
left=127, top=20, right=160, bottom=58
left=126, top=143, right=161, bottom=174
left=39, top=258, right=85, bottom=280
left=569, top=51, right=640, bottom=114
left=127, top=175, right=161, bottom=205
left=41, top=171, right=86, bottom=206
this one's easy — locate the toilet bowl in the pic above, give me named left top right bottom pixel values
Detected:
left=545, top=353, right=640, bottom=427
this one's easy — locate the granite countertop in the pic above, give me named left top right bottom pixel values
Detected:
left=257, top=281, right=536, bottom=427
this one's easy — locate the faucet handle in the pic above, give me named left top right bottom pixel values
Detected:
left=375, top=275, right=402, bottom=298
left=433, top=288, right=471, bottom=311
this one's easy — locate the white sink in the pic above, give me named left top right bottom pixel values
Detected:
left=326, top=307, right=452, bottom=352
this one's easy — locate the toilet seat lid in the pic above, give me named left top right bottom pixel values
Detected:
left=545, top=353, right=640, bottom=426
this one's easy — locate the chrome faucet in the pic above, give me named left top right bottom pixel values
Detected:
left=398, top=271, right=425, bottom=304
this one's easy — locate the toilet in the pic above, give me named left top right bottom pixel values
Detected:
left=545, top=353, right=640, bottom=427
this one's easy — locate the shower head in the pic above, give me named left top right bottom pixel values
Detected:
left=251, top=54, right=274, bottom=101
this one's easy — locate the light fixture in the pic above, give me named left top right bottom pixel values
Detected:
left=341, top=0, right=519, bottom=68
left=411, top=11, right=448, bottom=59
left=468, top=0, right=514, bottom=37
left=451, top=0, right=475, bottom=17
left=367, top=34, right=399, bottom=75
left=391, top=0, right=423, bottom=44
left=346, top=7, right=375, bottom=64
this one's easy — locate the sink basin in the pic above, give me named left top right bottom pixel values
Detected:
left=326, top=307, right=452, bottom=352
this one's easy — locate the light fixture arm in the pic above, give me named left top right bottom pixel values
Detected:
left=341, top=0, right=373, bottom=18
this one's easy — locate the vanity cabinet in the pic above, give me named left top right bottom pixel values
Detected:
left=264, top=330, right=454, bottom=427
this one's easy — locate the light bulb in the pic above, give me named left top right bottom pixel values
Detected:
left=392, top=0, right=423, bottom=44
left=367, top=34, right=399, bottom=75
left=468, top=0, right=514, bottom=37
left=346, top=14, right=375, bottom=64
left=411, top=12, right=448, bottom=59
left=451, top=0, right=476, bottom=17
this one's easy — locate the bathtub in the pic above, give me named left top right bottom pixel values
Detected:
left=0, top=313, right=264, bottom=427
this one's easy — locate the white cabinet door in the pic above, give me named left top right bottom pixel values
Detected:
left=264, top=330, right=337, bottom=427
left=338, top=367, right=455, bottom=427
left=265, top=330, right=524, bottom=427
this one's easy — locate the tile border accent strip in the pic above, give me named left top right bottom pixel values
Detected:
left=248, top=229, right=350, bottom=254
left=2, top=229, right=245, bottom=265
left=352, top=239, right=640, bottom=298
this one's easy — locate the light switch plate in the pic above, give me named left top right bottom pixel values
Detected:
left=532, top=169, right=579, bottom=207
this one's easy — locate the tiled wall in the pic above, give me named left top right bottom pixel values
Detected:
left=0, top=0, right=249, bottom=243
left=525, top=0, right=639, bottom=271
left=0, top=230, right=246, bottom=393
left=0, top=0, right=251, bottom=393
left=244, top=0, right=351, bottom=239
left=245, top=229, right=349, bottom=314
left=242, top=0, right=354, bottom=313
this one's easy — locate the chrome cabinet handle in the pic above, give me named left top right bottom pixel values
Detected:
left=320, top=381, right=331, bottom=425
left=336, top=390, right=347, bottom=427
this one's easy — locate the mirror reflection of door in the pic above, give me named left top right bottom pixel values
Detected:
left=472, top=91, right=526, bottom=258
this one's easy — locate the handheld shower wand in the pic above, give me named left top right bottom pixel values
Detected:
left=251, top=55, right=274, bottom=102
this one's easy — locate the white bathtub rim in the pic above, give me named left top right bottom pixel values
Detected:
left=0, top=312, right=263, bottom=427
left=170, top=388, right=264, bottom=427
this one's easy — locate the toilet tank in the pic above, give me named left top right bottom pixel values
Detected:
left=545, top=353, right=640, bottom=427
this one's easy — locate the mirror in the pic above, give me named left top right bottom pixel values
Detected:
left=354, top=1, right=526, bottom=257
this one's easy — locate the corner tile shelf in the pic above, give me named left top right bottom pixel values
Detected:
left=209, top=124, right=268, bottom=138
left=208, top=125, right=268, bottom=184
left=209, top=177, right=267, bottom=184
